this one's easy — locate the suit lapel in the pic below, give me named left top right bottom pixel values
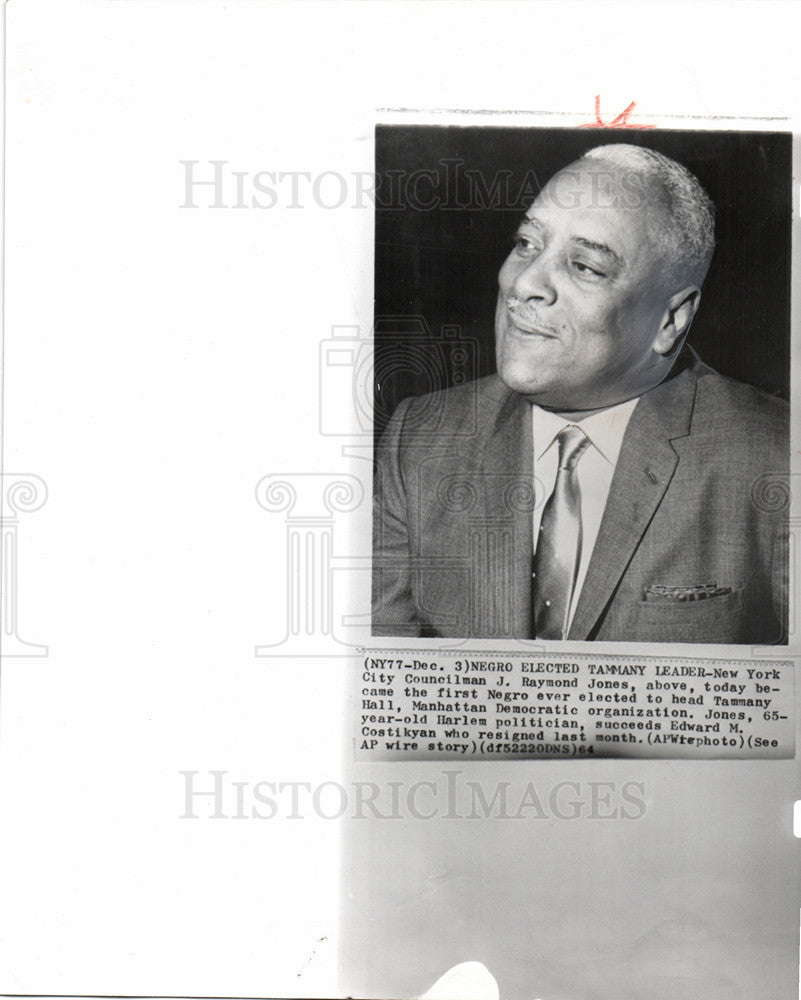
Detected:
left=567, top=358, right=699, bottom=640
left=474, top=384, right=534, bottom=637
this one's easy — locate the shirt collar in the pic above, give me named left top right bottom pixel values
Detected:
left=531, top=396, right=640, bottom=465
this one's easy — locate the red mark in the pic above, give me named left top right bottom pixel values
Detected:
left=580, top=95, right=654, bottom=129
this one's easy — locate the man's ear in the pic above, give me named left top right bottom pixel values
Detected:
left=654, top=286, right=701, bottom=355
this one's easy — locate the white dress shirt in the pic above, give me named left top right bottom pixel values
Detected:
left=531, top=396, right=640, bottom=631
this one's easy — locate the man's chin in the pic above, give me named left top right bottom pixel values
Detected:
left=496, top=368, right=592, bottom=411
left=496, top=361, right=560, bottom=401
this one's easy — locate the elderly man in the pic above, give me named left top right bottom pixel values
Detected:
left=372, top=144, right=788, bottom=643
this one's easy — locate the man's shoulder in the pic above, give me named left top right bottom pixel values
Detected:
left=691, top=356, right=788, bottom=437
left=390, top=374, right=513, bottom=437
left=403, top=373, right=510, bottom=412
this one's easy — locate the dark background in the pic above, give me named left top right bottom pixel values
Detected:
left=373, top=126, right=792, bottom=442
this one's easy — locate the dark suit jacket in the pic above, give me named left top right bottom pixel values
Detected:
left=372, top=349, right=789, bottom=643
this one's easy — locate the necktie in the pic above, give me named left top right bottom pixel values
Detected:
left=532, top=425, right=591, bottom=640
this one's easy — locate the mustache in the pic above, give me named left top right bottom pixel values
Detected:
left=506, top=297, right=557, bottom=335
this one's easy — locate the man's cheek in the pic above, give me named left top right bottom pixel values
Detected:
left=497, top=263, right=515, bottom=292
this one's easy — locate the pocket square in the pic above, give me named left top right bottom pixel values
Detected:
left=643, top=584, right=732, bottom=603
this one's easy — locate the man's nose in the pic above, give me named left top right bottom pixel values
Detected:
left=510, top=252, right=557, bottom=305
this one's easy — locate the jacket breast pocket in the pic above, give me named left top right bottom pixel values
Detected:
left=632, top=589, right=744, bottom=644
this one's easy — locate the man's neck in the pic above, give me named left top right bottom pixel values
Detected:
left=536, top=398, right=638, bottom=423
left=531, top=345, right=691, bottom=422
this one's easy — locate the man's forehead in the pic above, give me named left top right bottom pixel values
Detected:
left=529, top=162, right=669, bottom=216
left=523, top=165, right=669, bottom=254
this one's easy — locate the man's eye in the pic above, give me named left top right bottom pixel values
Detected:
left=572, top=260, right=605, bottom=278
left=512, top=235, right=541, bottom=255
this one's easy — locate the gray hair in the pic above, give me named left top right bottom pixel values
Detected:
left=579, top=143, right=716, bottom=284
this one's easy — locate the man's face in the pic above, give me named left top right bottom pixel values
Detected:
left=495, top=163, right=677, bottom=411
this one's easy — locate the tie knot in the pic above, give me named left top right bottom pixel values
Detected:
left=556, top=425, right=590, bottom=470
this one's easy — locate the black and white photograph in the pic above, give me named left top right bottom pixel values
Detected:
left=372, top=127, right=791, bottom=644
left=1, top=5, right=800, bottom=1000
